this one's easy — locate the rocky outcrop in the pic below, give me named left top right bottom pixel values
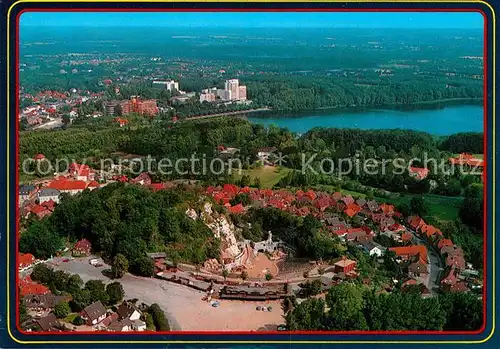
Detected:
left=187, top=202, right=242, bottom=260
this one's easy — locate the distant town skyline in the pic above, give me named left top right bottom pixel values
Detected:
left=20, top=11, right=484, bottom=29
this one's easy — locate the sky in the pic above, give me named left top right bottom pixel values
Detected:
left=20, top=12, right=484, bottom=29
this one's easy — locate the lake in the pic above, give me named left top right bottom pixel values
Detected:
left=247, top=105, right=483, bottom=135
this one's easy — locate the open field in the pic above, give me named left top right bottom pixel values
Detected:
left=234, top=166, right=291, bottom=188
left=316, top=185, right=462, bottom=222
left=380, top=193, right=463, bottom=222
left=50, top=257, right=284, bottom=331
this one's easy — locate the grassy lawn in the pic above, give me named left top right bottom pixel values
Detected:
left=381, top=193, right=463, bottom=222
left=234, top=166, right=292, bottom=188
left=64, top=313, right=79, bottom=323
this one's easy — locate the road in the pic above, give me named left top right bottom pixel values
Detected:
left=181, top=107, right=271, bottom=121
left=50, top=257, right=283, bottom=331
left=408, top=230, right=444, bottom=293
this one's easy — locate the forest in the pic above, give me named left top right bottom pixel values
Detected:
left=20, top=118, right=484, bottom=270
left=20, top=184, right=221, bottom=270
left=284, top=283, right=483, bottom=331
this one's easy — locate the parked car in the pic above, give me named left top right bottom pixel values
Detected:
left=256, top=306, right=262, bottom=311
left=267, top=306, right=273, bottom=312
left=277, top=324, right=287, bottom=331
left=62, top=259, right=69, bottom=263
left=211, top=301, right=220, bottom=308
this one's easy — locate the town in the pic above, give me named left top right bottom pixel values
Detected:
left=18, top=148, right=483, bottom=332
left=17, top=17, right=485, bottom=333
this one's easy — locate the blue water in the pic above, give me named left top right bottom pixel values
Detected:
left=247, top=105, right=483, bottom=135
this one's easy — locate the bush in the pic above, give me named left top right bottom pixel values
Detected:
left=53, top=301, right=70, bottom=318
left=72, top=315, right=85, bottom=326
left=148, top=303, right=170, bottom=331
left=106, top=282, right=125, bottom=305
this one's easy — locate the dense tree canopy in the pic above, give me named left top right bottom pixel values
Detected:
left=286, top=285, right=482, bottom=331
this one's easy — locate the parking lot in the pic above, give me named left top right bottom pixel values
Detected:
left=50, top=257, right=283, bottom=331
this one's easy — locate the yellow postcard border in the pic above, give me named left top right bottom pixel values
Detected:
left=6, top=0, right=496, bottom=345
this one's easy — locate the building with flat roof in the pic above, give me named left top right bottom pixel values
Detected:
left=225, top=79, right=240, bottom=100
left=153, top=80, right=179, bottom=92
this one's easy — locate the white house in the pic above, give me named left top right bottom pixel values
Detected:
left=361, top=242, right=385, bottom=257
left=38, top=188, right=61, bottom=204
left=117, top=302, right=142, bottom=321
left=81, top=301, right=107, bottom=325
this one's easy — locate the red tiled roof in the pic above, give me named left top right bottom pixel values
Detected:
left=47, top=179, right=87, bottom=191
left=441, top=268, right=457, bottom=285
left=449, top=153, right=484, bottom=168
left=20, top=283, right=51, bottom=297
left=314, top=197, right=331, bottom=211
left=344, top=203, right=361, bottom=217
left=69, top=163, right=90, bottom=172
left=401, top=233, right=413, bottom=242
left=409, top=167, right=430, bottom=180
left=389, top=245, right=428, bottom=265
left=437, top=238, right=454, bottom=250
left=408, top=216, right=425, bottom=230
left=87, top=180, right=100, bottom=188
left=223, top=184, right=239, bottom=195
left=380, top=204, right=395, bottom=214
left=74, top=239, right=92, bottom=251
left=29, top=204, right=51, bottom=218
left=420, top=224, right=442, bottom=238
left=228, top=203, right=245, bottom=214
left=19, top=253, right=35, bottom=268
left=389, top=223, right=405, bottom=232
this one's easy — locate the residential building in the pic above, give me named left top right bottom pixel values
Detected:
left=35, top=313, right=60, bottom=332
left=449, top=153, right=484, bottom=168
left=24, top=294, right=69, bottom=311
left=38, top=188, right=60, bottom=204
left=389, top=245, right=428, bottom=265
left=130, top=172, right=152, bottom=185
left=200, top=93, right=216, bottom=103
left=19, top=184, right=36, bottom=206
left=19, top=253, right=36, bottom=269
left=153, top=80, right=179, bottom=91
left=360, top=242, right=384, bottom=257
left=108, top=318, right=133, bottom=332
left=116, top=302, right=142, bottom=321
left=73, top=239, right=92, bottom=257
left=224, top=79, right=240, bottom=100
left=408, top=261, right=428, bottom=277
left=238, top=85, right=247, bottom=100
left=46, top=179, right=87, bottom=195
left=409, top=167, right=430, bottom=180
left=333, top=258, right=357, bottom=273
left=81, top=301, right=107, bottom=325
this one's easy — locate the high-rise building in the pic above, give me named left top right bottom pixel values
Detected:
left=238, top=86, right=247, bottom=101
left=224, top=79, right=239, bottom=100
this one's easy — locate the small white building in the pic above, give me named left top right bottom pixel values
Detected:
left=361, top=242, right=385, bottom=257
left=38, top=188, right=61, bottom=204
